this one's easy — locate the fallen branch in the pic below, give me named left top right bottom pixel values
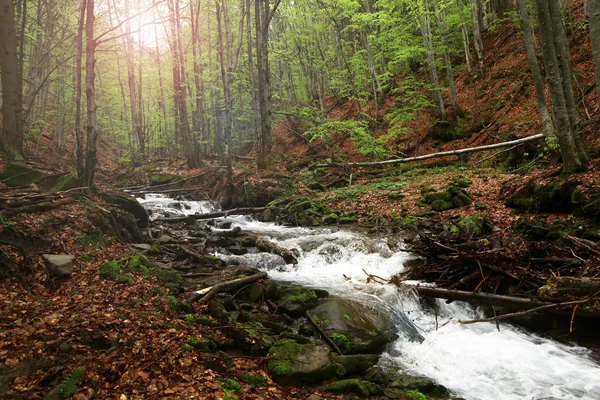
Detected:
left=2, top=196, right=75, bottom=215
left=458, top=299, right=591, bottom=325
left=315, top=134, right=545, bottom=168
left=189, top=272, right=268, bottom=303
left=406, top=284, right=600, bottom=318
left=306, top=311, right=343, bottom=355
left=155, top=207, right=269, bottom=222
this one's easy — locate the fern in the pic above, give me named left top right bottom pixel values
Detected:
left=60, top=367, right=85, bottom=399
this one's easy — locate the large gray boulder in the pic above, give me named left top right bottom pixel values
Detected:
left=42, top=254, right=75, bottom=278
left=267, top=339, right=344, bottom=385
left=309, top=299, right=421, bottom=354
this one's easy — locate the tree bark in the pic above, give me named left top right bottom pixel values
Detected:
left=586, top=0, right=600, bottom=109
left=74, top=0, right=86, bottom=178
left=518, top=0, right=555, bottom=138
left=83, top=0, right=99, bottom=188
left=535, top=0, right=586, bottom=173
left=470, top=0, right=484, bottom=69
left=434, top=0, right=460, bottom=114
left=419, top=0, right=447, bottom=120
left=0, top=0, right=24, bottom=160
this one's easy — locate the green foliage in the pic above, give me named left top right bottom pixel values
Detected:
left=307, top=119, right=388, bottom=159
left=330, top=332, right=352, bottom=350
left=60, top=367, right=85, bottom=399
left=287, top=288, right=317, bottom=304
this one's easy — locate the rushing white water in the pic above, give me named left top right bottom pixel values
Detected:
left=141, top=197, right=600, bottom=400
left=136, top=193, right=218, bottom=219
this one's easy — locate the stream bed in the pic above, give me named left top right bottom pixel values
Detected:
left=139, top=194, right=600, bottom=400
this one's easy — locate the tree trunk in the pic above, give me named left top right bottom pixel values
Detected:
left=246, top=0, right=260, bottom=156
left=74, top=0, right=86, bottom=177
left=190, top=0, right=206, bottom=161
left=586, top=0, right=600, bottom=108
left=255, top=0, right=282, bottom=169
left=434, top=0, right=460, bottom=115
left=0, top=0, right=24, bottom=160
left=470, top=0, right=484, bottom=69
left=124, top=0, right=140, bottom=165
left=419, top=0, right=447, bottom=120
left=83, top=0, right=99, bottom=188
left=518, top=0, right=555, bottom=138
left=457, top=0, right=472, bottom=73
left=535, top=0, right=586, bottom=173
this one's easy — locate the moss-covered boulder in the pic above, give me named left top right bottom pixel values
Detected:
left=309, top=299, right=420, bottom=354
left=505, top=179, right=582, bottom=214
left=456, top=213, right=495, bottom=237
left=332, top=354, right=379, bottom=377
left=323, top=379, right=383, bottom=398
left=54, top=174, right=81, bottom=192
left=423, top=184, right=473, bottom=212
left=150, top=173, right=180, bottom=186
left=127, top=253, right=151, bottom=276
left=267, top=339, right=344, bottom=385
left=0, top=162, right=46, bottom=187
left=229, top=174, right=296, bottom=208
left=152, top=268, right=184, bottom=294
left=99, top=261, right=122, bottom=281
left=277, top=287, right=319, bottom=316
left=101, top=190, right=149, bottom=228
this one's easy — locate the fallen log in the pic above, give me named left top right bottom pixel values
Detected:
left=315, top=134, right=545, bottom=168
left=405, top=284, right=600, bottom=318
left=2, top=196, right=76, bottom=215
left=458, top=299, right=592, bottom=325
left=538, top=277, right=600, bottom=298
left=155, top=207, right=268, bottom=223
left=189, top=272, right=268, bottom=303
left=245, top=234, right=297, bottom=264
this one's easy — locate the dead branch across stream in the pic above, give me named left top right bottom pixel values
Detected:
left=188, top=272, right=268, bottom=303
left=154, top=207, right=269, bottom=222
left=316, top=134, right=545, bottom=168
left=405, top=285, right=600, bottom=319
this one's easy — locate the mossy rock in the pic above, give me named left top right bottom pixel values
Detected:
left=431, top=200, right=454, bottom=212
left=0, top=162, right=46, bottom=187
left=332, top=354, right=380, bottom=377
left=54, top=174, right=81, bottom=192
left=101, top=191, right=149, bottom=228
left=277, top=287, right=319, bottom=316
left=150, top=173, right=180, bottom=186
left=152, top=268, right=184, bottom=294
left=127, top=253, right=151, bottom=276
left=268, top=339, right=344, bottom=385
left=187, top=337, right=217, bottom=352
left=323, top=379, right=383, bottom=398
left=339, top=215, right=358, bottom=224
left=430, top=121, right=468, bottom=142
left=116, top=273, right=135, bottom=284
left=505, top=179, right=581, bottom=214
left=456, top=213, right=495, bottom=237
left=99, top=261, right=122, bottom=281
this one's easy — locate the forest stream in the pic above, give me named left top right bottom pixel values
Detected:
left=138, top=194, right=600, bottom=400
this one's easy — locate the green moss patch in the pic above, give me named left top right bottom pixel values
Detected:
left=0, top=162, right=46, bottom=187
left=99, top=261, right=122, bottom=281
left=323, top=379, right=383, bottom=398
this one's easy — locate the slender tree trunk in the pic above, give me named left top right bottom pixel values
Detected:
left=191, top=0, right=206, bottom=160
left=0, top=0, right=24, bottom=160
left=457, top=0, right=472, bottom=73
left=83, top=0, right=99, bottom=187
left=246, top=0, right=260, bottom=154
left=434, top=0, right=460, bottom=115
left=74, top=0, right=86, bottom=177
left=548, top=0, right=588, bottom=164
left=518, top=0, right=555, bottom=138
left=154, top=22, right=170, bottom=158
left=586, top=0, right=600, bottom=106
left=255, top=0, right=282, bottom=169
left=420, top=0, right=447, bottom=120
left=124, top=0, right=140, bottom=165
left=535, top=0, right=585, bottom=173
left=470, top=0, right=484, bottom=69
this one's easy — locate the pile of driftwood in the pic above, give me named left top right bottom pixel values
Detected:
left=0, top=185, right=78, bottom=215
left=396, top=232, right=600, bottom=324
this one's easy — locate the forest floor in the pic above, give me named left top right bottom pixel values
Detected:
left=3, top=2, right=600, bottom=398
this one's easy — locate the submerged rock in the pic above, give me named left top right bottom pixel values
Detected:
left=309, top=298, right=421, bottom=354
